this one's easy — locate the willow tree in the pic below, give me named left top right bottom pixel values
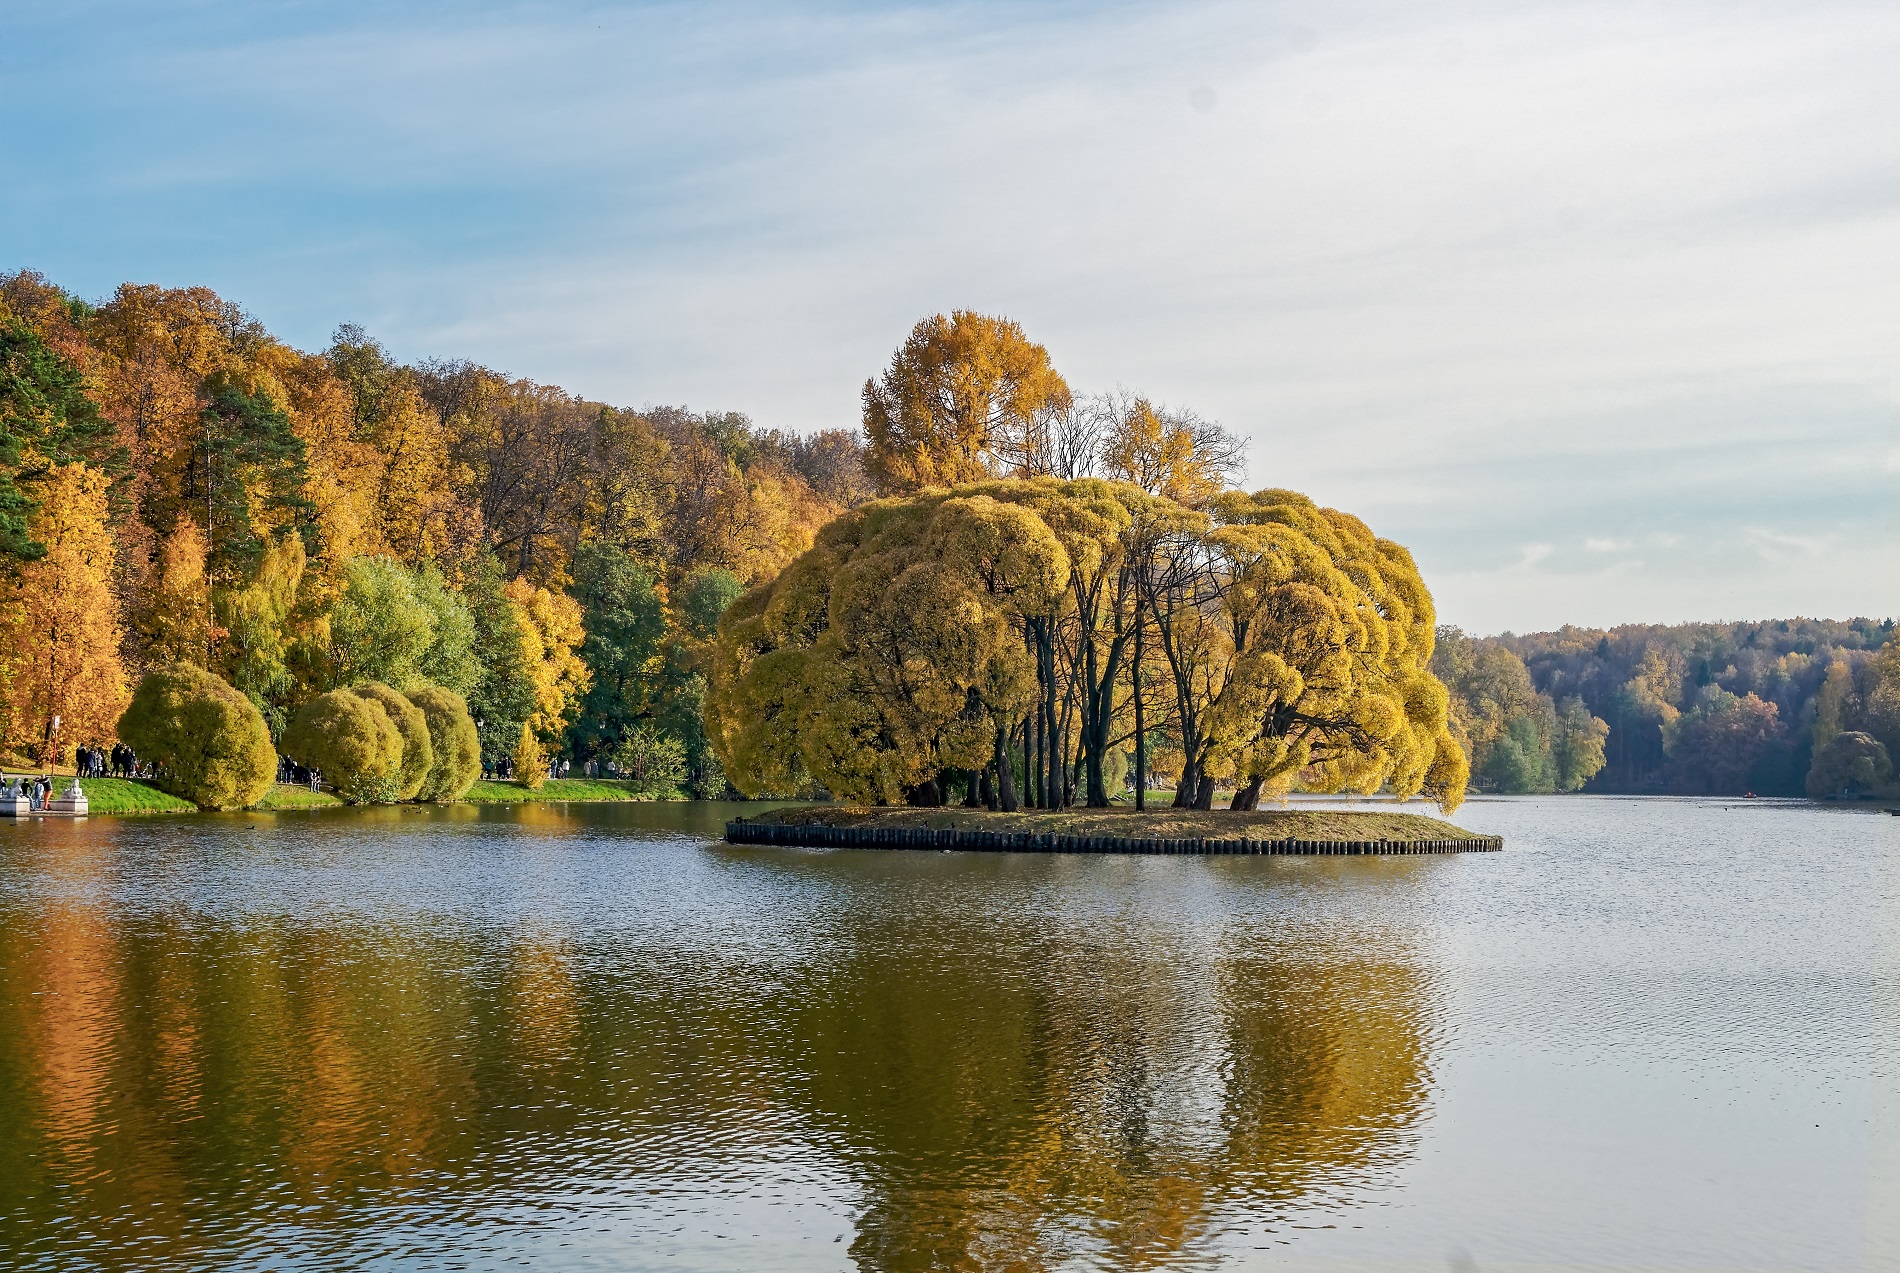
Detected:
left=1196, top=490, right=1466, bottom=812
left=708, top=480, right=1466, bottom=814
left=708, top=491, right=1064, bottom=804
left=862, top=312, right=1071, bottom=494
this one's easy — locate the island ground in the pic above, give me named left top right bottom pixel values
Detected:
left=739, top=803, right=1478, bottom=843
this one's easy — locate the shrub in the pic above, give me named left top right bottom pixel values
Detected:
left=281, top=689, right=404, bottom=803
left=407, top=684, right=481, bottom=802
left=349, top=681, right=433, bottom=801
left=688, top=748, right=728, bottom=800
left=512, top=722, right=546, bottom=790
left=116, top=663, right=276, bottom=810
left=614, top=724, right=687, bottom=796
left=1806, top=731, right=1892, bottom=798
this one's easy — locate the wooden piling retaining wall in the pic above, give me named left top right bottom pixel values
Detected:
left=723, top=820, right=1501, bottom=855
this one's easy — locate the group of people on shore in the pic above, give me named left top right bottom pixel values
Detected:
left=72, top=744, right=148, bottom=779
left=478, top=757, right=576, bottom=782
left=275, top=756, right=322, bottom=791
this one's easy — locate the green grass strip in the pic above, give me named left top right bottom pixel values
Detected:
left=462, top=778, right=684, bottom=803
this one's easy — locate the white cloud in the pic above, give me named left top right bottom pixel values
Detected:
left=2, top=0, right=1895, bottom=632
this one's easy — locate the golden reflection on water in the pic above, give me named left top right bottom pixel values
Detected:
left=0, top=816, right=1440, bottom=1271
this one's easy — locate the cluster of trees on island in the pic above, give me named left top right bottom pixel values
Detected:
left=0, top=267, right=1892, bottom=808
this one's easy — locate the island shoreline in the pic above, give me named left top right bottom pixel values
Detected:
left=726, top=806, right=1501, bottom=855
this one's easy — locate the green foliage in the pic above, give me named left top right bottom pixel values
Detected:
left=116, top=663, right=277, bottom=810
left=1550, top=696, right=1609, bottom=792
left=0, top=317, right=117, bottom=568
left=328, top=555, right=435, bottom=687
left=678, top=567, right=743, bottom=640
left=406, top=685, right=482, bottom=802
left=1663, top=686, right=1782, bottom=795
left=1490, top=618, right=1893, bottom=794
left=280, top=688, right=405, bottom=804
left=194, top=376, right=316, bottom=581
left=566, top=543, right=667, bottom=758
left=611, top=723, right=688, bottom=796
left=1479, top=714, right=1549, bottom=793
left=349, top=681, right=433, bottom=800
left=1805, top=731, right=1891, bottom=797
left=324, top=554, right=480, bottom=698
left=464, top=551, right=537, bottom=764
left=412, top=564, right=481, bottom=696
left=213, top=533, right=306, bottom=736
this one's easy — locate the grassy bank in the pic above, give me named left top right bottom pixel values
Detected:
left=742, top=803, right=1476, bottom=843
left=3, top=774, right=667, bottom=813
left=55, top=777, right=197, bottom=814
left=256, top=784, right=345, bottom=809
left=463, top=778, right=683, bottom=804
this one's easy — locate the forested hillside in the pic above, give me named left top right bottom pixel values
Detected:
left=0, top=270, right=869, bottom=794
left=1437, top=620, right=1898, bottom=796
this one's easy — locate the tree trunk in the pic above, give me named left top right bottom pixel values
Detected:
left=1230, top=775, right=1264, bottom=811
left=962, top=768, right=982, bottom=807
left=994, top=726, right=1019, bottom=812
left=1132, top=619, right=1145, bottom=811
left=906, top=779, right=940, bottom=807
left=981, top=767, right=997, bottom=811
left=1192, top=774, right=1216, bottom=810
left=1043, top=632, right=1060, bottom=810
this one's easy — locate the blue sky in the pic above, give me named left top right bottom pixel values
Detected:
left=4, top=0, right=1894, bottom=633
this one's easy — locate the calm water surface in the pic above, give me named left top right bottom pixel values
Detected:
left=0, top=796, right=1893, bottom=1271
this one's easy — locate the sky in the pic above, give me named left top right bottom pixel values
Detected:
left=3, top=0, right=1895, bottom=634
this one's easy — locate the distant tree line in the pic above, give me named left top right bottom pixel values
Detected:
left=1435, top=620, right=1899, bottom=796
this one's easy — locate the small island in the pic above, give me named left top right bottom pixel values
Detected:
left=727, top=805, right=1500, bottom=855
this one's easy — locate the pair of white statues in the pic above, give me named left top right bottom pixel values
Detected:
left=0, top=775, right=87, bottom=816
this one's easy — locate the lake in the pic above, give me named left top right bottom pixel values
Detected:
left=0, top=796, right=1892, bottom=1271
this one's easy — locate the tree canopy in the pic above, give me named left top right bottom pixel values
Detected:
left=708, top=478, right=1468, bottom=812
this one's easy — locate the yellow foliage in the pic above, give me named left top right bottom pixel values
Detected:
left=512, top=720, right=546, bottom=789
left=1203, top=490, right=1465, bottom=811
left=1103, top=398, right=1225, bottom=508
left=862, top=312, right=1071, bottom=493
left=280, top=352, right=383, bottom=564
left=709, top=488, right=1071, bottom=801
left=502, top=576, right=590, bottom=737
left=0, top=464, right=130, bottom=760
left=139, top=520, right=213, bottom=667
left=370, top=381, right=462, bottom=562
left=709, top=477, right=1465, bottom=811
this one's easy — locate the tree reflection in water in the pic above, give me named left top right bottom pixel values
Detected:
left=769, top=875, right=1435, bottom=1271
left=0, top=817, right=1440, bottom=1271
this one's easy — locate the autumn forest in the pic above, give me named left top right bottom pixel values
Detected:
left=0, top=269, right=1892, bottom=807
